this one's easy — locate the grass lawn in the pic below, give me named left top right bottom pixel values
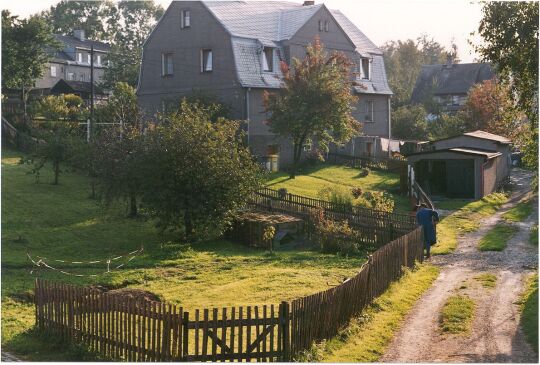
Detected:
left=432, top=192, right=508, bottom=255
left=478, top=224, right=518, bottom=251
left=295, top=264, right=440, bottom=362
left=1, top=149, right=365, bottom=360
left=474, top=273, right=497, bottom=289
left=519, top=273, right=538, bottom=353
left=265, top=164, right=411, bottom=213
left=440, top=295, right=476, bottom=334
left=503, top=199, right=534, bottom=222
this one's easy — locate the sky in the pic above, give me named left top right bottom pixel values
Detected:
left=4, top=0, right=484, bottom=62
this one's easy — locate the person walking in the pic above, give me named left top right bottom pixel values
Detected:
left=415, top=203, right=439, bottom=259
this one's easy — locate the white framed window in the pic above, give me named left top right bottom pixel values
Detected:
left=87, top=54, right=91, bottom=64
left=262, top=47, right=273, bottom=72
left=181, top=9, right=191, bottom=28
left=452, top=95, right=460, bottom=105
left=365, top=100, right=374, bottom=122
left=324, top=21, right=329, bottom=32
left=201, top=49, right=212, bottom=72
left=50, top=65, right=57, bottom=77
left=77, top=52, right=83, bottom=63
left=360, top=58, right=370, bottom=80
left=161, top=53, right=174, bottom=76
left=318, top=20, right=324, bottom=31
left=96, top=54, right=102, bottom=66
left=67, top=72, right=75, bottom=80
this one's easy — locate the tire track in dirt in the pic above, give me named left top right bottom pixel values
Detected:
left=381, top=168, right=538, bottom=363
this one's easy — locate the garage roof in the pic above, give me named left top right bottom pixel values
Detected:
left=407, top=147, right=502, bottom=159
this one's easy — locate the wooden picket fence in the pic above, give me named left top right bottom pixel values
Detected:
left=327, top=152, right=406, bottom=172
left=249, top=187, right=415, bottom=235
left=34, top=226, right=424, bottom=362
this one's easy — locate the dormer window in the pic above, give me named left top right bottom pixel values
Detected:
left=262, top=47, right=273, bottom=72
left=360, top=58, right=370, bottom=80
left=181, top=9, right=191, bottom=28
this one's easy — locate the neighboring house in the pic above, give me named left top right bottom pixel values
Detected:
left=411, top=57, right=495, bottom=114
left=34, top=30, right=110, bottom=101
left=407, top=130, right=511, bottom=199
left=137, top=0, right=392, bottom=167
left=50, top=80, right=108, bottom=102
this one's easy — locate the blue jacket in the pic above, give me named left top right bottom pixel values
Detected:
left=416, top=208, right=439, bottom=244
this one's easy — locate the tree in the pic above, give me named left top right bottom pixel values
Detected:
left=141, top=101, right=262, bottom=239
left=2, top=10, right=60, bottom=120
left=37, top=94, right=87, bottom=121
left=94, top=126, right=145, bottom=217
left=382, top=36, right=456, bottom=108
left=27, top=124, right=76, bottom=185
left=427, top=113, right=467, bottom=140
left=460, top=79, right=524, bottom=139
left=391, top=104, right=428, bottom=140
left=264, top=37, right=360, bottom=179
left=102, top=1, right=164, bottom=88
left=475, top=1, right=539, bottom=169
left=40, top=1, right=112, bottom=40
left=102, top=82, right=144, bottom=131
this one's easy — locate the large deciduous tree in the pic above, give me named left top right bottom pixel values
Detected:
left=141, top=101, right=262, bottom=239
left=391, top=105, right=428, bottom=140
left=475, top=1, right=539, bottom=170
left=264, top=37, right=360, bottom=179
left=2, top=10, right=60, bottom=120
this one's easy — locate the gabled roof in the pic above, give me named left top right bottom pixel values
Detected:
left=51, top=80, right=106, bottom=95
left=463, top=130, right=511, bottom=144
left=411, top=62, right=495, bottom=104
left=200, top=1, right=390, bottom=93
left=55, top=34, right=110, bottom=52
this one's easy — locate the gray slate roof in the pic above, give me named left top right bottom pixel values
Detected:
left=202, top=1, right=390, bottom=94
left=411, top=62, right=494, bottom=103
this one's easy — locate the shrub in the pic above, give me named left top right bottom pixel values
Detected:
left=38, top=95, right=69, bottom=120
left=318, top=186, right=354, bottom=211
left=310, top=208, right=359, bottom=255
left=356, top=191, right=395, bottom=212
left=358, top=168, right=370, bottom=177
left=351, top=187, right=363, bottom=199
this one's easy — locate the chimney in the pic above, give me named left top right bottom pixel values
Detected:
left=303, top=1, right=315, bottom=5
left=73, top=29, right=86, bottom=41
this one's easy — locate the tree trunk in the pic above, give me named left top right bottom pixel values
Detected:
left=289, top=140, right=304, bottom=179
left=128, top=193, right=137, bottom=217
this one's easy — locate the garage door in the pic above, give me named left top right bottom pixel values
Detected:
left=446, top=159, right=475, bottom=198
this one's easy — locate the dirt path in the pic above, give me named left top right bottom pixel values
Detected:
left=381, top=168, right=538, bottom=363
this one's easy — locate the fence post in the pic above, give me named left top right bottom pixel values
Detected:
left=182, top=311, right=189, bottom=361
left=280, top=301, right=290, bottom=361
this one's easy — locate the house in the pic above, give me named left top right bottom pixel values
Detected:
left=50, top=80, right=108, bottom=102
left=407, top=130, right=511, bottom=199
left=411, top=57, right=495, bottom=114
left=137, top=0, right=392, bottom=167
left=34, top=30, right=110, bottom=99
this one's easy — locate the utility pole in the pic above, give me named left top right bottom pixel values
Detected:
left=90, top=44, right=95, bottom=142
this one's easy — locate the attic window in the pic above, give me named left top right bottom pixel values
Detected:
left=360, top=58, right=370, bottom=80
left=318, top=20, right=324, bottom=31
left=262, top=47, right=273, bottom=72
left=181, top=9, right=191, bottom=28
left=161, top=53, right=174, bottom=76
left=201, top=49, right=213, bottom=72
left=324, top=21, right=329, bottom=32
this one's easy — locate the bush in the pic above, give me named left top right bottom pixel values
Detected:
left=310, top=208, right=360, bottom=255
left=351, top=187, right=363, bottom=199
left=38, top=95, right=69, bottom=120
left=355, top=191, right=395, bottom=212
left=318, top=186, right=354, bottom=212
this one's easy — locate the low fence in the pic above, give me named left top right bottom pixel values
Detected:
left=34, top=227, right=424, bottom=362
left=327, top=152, right=406, bottom=172
left=249, top=188, right=415, bottom=236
